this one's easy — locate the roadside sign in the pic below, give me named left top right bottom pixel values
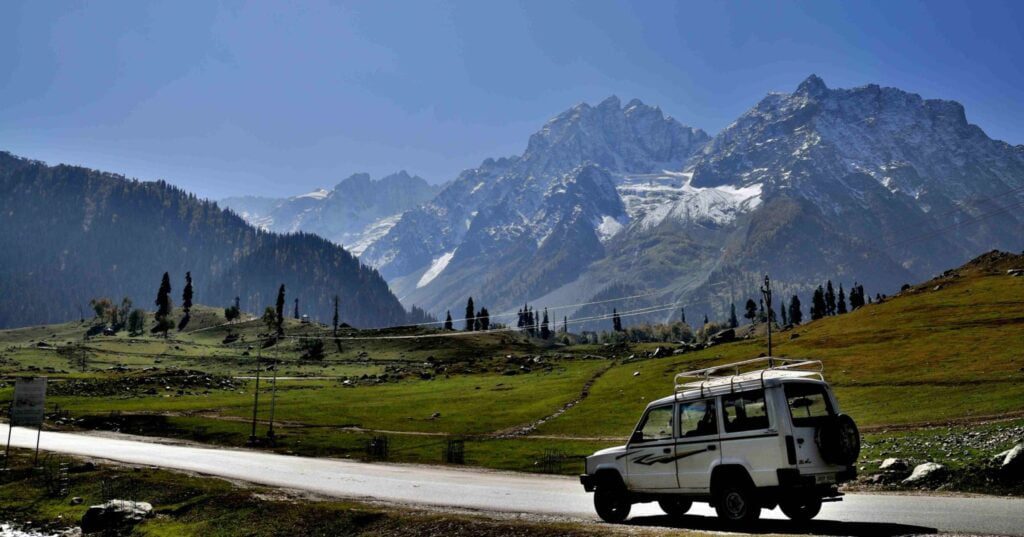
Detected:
left=11, top=377, right=47, bottom=427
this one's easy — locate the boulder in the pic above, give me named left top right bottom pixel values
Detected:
left=879, top=458, right=909, bottom=473
left=1000, top=443, right=1024, bottom=478
left=902, top=462, right=947, bottom=485
left=708, top=328, right=736, bottom=346
left=81, top=500, right=153, bottom=534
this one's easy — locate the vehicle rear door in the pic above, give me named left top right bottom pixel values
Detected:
left=674, top=398, right=721, bottom=492
left=624, top=405, right=679, bottom=490
left=784, top=381, right=841, bottom=479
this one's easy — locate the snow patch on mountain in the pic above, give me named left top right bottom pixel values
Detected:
left=616, top=171, right=762, bottom=227
left=595, top=215, right=626, bottom=241
left=417, top=249, right=456, bottom=288
left=347, top=214, right=403, bottom=256
left=296, top=188, right=330, bottom=200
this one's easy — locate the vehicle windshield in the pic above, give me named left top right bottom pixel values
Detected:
left=784, top=382, right=835, bottom=427
left=632, top=405, right=674, bottom=443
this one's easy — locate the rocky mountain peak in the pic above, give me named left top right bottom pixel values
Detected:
left=795, top=73, right=829, bottom=97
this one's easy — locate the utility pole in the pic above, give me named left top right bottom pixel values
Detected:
left=267, top=353, right=278, bottom=444
left=249, top=343, right=262, bottom=444
left=761, top=274, right=773, bottom=361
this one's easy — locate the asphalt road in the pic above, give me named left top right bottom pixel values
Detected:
left=4, top=424, right=1022, bottom=536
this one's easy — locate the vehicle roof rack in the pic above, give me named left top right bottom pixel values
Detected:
left=674, top=357, right=823, bottom=397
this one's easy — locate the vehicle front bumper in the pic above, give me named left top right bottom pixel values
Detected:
left=580, top=474, right=596, bottom=492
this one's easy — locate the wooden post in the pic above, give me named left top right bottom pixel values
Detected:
left=3, top=403, right=12, bottom=470
left=249, top=343, right=262, bottom=444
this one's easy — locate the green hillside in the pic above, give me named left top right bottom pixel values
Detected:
left=1, top=251, right=1022, bottom=493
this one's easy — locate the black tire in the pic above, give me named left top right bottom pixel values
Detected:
left=658, top=497, right=693, bottom=518
left=779, top=496, right=822, bottom=521
left=594, top=483, right=631, bottom=523
left=714, top=483, right=761, bottom=524
left=815, top=413, right=860, bottom=465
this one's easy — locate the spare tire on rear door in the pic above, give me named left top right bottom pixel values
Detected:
left=814, top=413, right=860, bottom=465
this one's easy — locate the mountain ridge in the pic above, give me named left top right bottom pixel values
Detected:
left=0, top=151, right=425, bottom=329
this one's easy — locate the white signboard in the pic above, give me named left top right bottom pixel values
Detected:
left=11, top=377, right=46, bottom=427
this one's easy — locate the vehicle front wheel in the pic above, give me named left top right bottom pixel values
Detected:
left=658, top=497, right=693, bottom=518
left=594, top=484, right=631, bottom=523
left=779, top=496, right=822, bottom=521
left=714, top=484, right=761, bottom=524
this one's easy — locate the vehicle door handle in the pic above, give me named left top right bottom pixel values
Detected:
left=663, top=448, right=671, bottom=454
left=707, top=445, right=717, bottom=451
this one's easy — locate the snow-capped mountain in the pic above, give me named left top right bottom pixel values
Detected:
left=361, top=97, right=711, bottom=312
left=371, top=76, right=1023, bottom=326
left=221, top=171, right=440, bottom=252
left=227, top=76, right=1023, bottom=328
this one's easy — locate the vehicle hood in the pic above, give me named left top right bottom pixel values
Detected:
left=591, top=444, right=627, bottom=457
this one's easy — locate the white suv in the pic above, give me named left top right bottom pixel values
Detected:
left=580, top=358, right=859, bottom=524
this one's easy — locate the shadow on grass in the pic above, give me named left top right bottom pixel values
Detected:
left=625, top=514, right=936, bottom=536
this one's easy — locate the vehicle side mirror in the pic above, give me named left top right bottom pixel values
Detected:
left=629, top=431, right=644, bottom=444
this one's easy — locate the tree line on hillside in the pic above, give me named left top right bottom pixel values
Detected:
left=438, top=276, right=886, bottom=345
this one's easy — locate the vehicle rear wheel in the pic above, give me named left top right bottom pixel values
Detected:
left=714, top=483, right=760, bottom=524
left=594, top=483, right=631, bottom=523
left=658, top=497, right=693, bottom=518
left=779, top=496, right=822, bottom=521
left=815, top=413, right=861, bottom=465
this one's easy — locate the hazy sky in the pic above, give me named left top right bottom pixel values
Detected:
left=3, top=0, right=1023, bottom=199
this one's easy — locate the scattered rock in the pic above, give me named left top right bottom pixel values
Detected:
left=902, top=462, right=947, bottom=485
left=1007, top=268, right=1024, bottom=277
left=70, top=496, right=83, bottom=505
left=81, top=500, right=154, bottom=534
left=789, top=333, right=800, bottom=340
left=632, top=371, right=640, bottom=377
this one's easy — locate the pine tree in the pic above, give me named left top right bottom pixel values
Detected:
left=541, top=308, right=550, bottom=339
left=294, top=298, right=300, bottom=320
left=837, top=284, right=848, bottom=314
left=789, top=295, right=803, bottom=325
left=479, top=308, right=490, bottom=331
left=703, top=313, right=709, bottom=325
left=563, top=316, right=568, bottom=334
left=444, top=311, right=453, bottom=331
left=780, top=303, right=789, bottom=326
left=680, top=307, right=686, bottom=324
left=333, top=295, right=340, bottom=336
left=825, top=280, right=836, bottom=316
left=234, top=296, right=240, bottom=312
left=728, top=303, right=739, bottom=328
left=612, top=308, right=622, bottom=332
left=744, top=299, right=757, bottom=324
left=464, top=297, right=475, bottom=331
left=182, top=272, right=193, bottom=315
left=811, top=286, right=826, bottom=320
left=275, top=284, right=286, bottom=336
left=758, top=298, right=766, bottom=322
left=154, top=272, right=173, bottom=338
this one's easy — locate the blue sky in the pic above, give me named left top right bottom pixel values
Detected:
left=2, top=0, right=1023, bottom=199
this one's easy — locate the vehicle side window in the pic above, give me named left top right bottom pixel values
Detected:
left=722, top=390, right=770, bottom=433
left=785, top=383, right=835, bottom=427
left=678, top=399, right=717, bottom=437
left=633, top=406, right=674, bottom=443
